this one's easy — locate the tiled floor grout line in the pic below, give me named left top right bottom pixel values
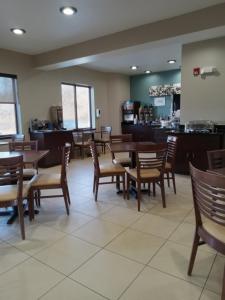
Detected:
left=116, top=264, right=146, bottom=300
left=37, top=277, right=68, bottom=300
left=0, top=254, right=31, bottom=279
left=68, top=277, right=111, bottom=300
left=0, top=161, right=216, bottom=299
left=197, top=253, right=221, bottom=299
left=148, top=264, right=205, bottom=289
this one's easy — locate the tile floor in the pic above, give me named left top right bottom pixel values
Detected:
left=0, top=154, right=222, bottom=300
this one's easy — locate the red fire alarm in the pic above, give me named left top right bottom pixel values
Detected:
left=193, top=67, right=200, bottom=76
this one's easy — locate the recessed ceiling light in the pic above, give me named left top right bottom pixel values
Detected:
left=10, top=28, right=26, bottom=35
left=60, top=6, right=77, bottom=16
left=167, top=59, right=176, bottom=64
left=130, top=65, right=138, bottom=70
left=145, top=70, right=151, bottom=74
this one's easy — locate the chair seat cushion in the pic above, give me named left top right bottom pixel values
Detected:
left=125, top=167, right=160, bottom=179
left=165, top=162, right=172, bottom=170
left=113, top=157, right=131, bottom=165
left=31, top=173, right=61, bottom=187
left=0, top=181, right=31, bottom=202
left=23, top=168, right=37, bottom=177
left=74, top=142, right=90, bottom=146
left=203, top=219, right=225, bottom=244
left=100, top=163, right=125, bottom=175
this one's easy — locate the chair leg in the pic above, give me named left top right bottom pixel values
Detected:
left=65, top=183, right=71, bottom=205
left=160, top=179, right=166, bottom=208
left=172, top=171, right=176, bottom=194
left=222, top=265, right=225, bottom=300
left=62, top=185, right=69, bottom=215
left=17, top=200, right=25, bottom=240
left=148, top=182, right=150, bottom=196
left=153, top=182, right=156, bottom=196
left=167, top=171, right=170, bottom=187
left=188, top=229, right=200, bottom=276
left=122, top=174, right=125, bottom=199
left=127, top=175, right=130, bottom=200
left=93, top=175, right=96, bottom=193
left=137, top=182, right=141, bottom=211
left=95, top=177, right=99, bottom=201
left=116, top=175, right=120, bottom=191
left=28, top=191, right=34, bottom=221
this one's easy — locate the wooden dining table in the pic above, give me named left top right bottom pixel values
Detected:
left=0, top=150, right=49, bottom=224
left=0, top=150, right=49, bottom=164
left=108, top=141, right=156, bottom=168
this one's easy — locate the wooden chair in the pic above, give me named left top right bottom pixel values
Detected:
left=9, top=141, right=39, bottom=179
left=0, top=155, right=32, bottom=239
left=207, top=149, right=225, bottom=170
left=188, top=163, right=225, bottom=299
left=73, top=131, right=92, bottom=159
left=90, top=141, right=126, bottom=201
left=164, top=135, right=178, bottom=194
left=110, top=134, right=133, bottom=167
left=11, top=134, right=25, bottom=142
left=94, top=126, right=112, bottom=154
left=29, top=144, right=71, bottom=218
left=126, top=144, right=167, bottom=211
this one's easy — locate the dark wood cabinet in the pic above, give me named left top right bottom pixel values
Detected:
left=121, top=124, right=167, bottom=143
left=30, top=130, right=74, bottom=167
left=169, top=132, right=223, bottom=174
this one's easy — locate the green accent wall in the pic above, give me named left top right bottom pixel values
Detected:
left=130, top=69, right=181, bottom=119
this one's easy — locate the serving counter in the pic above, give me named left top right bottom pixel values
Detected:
left=122, top=124, right=223, bottom=174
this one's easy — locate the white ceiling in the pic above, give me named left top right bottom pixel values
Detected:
left=0, top=0, right=225, bottom=75
left=83, top=26, right=225, bottom=75
left=0, top=0, right=224, bottom=55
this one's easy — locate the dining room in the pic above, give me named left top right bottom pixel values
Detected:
left=1, top=1, right=225, bottom=300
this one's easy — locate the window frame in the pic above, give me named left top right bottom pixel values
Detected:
left=61, top=82, right=93, bottom=130
left=0, top=73, right=20, bottom=139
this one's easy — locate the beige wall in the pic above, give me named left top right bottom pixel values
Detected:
left=107, top=74, right=130, bottom=134
left=181, top=37, right=225, bottom=123
left=0, top=49, right=130, bottom=136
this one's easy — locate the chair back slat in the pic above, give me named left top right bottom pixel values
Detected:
left=190, top=163, right=225, bottom=227
left=110, top=134, right=133, bottom=144
left=89, top=142, right=100, bottom=175
left=136, top=144, right=167, bottom=180
left=207, top=149, right=225, bottom=170
left=9, top=141, right=38, bottom=151
left=166, top=135, right=178, bottom=165
left=0, top=155, right=23, bottom=200
left=61, top=143, right=71, bottom=182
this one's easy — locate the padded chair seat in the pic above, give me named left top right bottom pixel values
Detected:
left=125, top=167, right=160, bottom=179
left=74, top=142, right=90, bottom=146
left=31, top=173, right=61, bottom=187
left=165, top=162, right=172, bottom=170
left=0, top=181, right=31, bottom=202
left=203, top=219, right=225, bottom=244
left=100, top=163, right=125, bottom=175
left=23, top=168, right=37, bottom=177
left=113, top=157, right=131, bottom=165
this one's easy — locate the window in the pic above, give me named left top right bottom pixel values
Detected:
left=0, top=74, right=19, bottom=136
left=61, top=83, right=94, bottom=129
